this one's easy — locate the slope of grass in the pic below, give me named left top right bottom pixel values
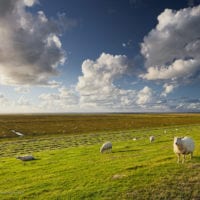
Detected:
left=0, top=124, right=200, bottom=199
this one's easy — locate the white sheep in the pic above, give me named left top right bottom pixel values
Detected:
left=17, top=155, right=35, bottom=161
left=11, top=130, right=24, bottom=136
left=100, top=142, right=112, bottom=153
left=173, top=137, right=195, bottom=163
left=149, top=136, right=155, bottom=143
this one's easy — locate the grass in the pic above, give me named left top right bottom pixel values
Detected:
left=0, top=113, right=200, bottom=138
left=0, top=114, right=200, bottom=199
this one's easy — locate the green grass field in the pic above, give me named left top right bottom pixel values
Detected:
left=0, top=114, right=200, bottom=199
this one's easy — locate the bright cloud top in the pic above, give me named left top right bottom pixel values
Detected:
left=76, top=53, right=136, bottom=110
left=141, top=6, right=200, bottom=83
left=0, top=0, right=66, bottom=86
left=75, top=53, right=158, bottom=111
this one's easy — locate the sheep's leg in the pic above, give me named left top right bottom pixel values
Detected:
left=190, top=152, right=193, bottom=160
left=182, top=155, right=185, bottom=163
left=177, top=154, right=180, bottom=163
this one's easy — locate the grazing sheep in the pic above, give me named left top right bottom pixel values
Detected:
left=173, top=137, right=195, bottom=163
left=149, top=136, right=155, bottom=143
left=100, top=142, right=112, bottom=153
left=17, top=155, right=35, bottom=161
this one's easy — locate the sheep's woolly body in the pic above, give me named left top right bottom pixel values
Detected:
left=100, top=142, right=112, bottom=153
left=17, top=155, right=35, bottom=161
left=173, top=137, right=195, bottom=163
left=149, top=136, right=155, bottom=143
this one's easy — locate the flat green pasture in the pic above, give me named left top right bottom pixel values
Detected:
left=0, top=117, right=200, bottom=199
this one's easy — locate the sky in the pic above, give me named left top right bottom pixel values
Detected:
left=0, top=0, right=200, bottom=113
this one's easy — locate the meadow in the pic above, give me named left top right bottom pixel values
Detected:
left=0, top=113, right=200, bottom=199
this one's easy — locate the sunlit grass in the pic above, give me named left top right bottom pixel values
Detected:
left=0, top=122, right=200, bottom=199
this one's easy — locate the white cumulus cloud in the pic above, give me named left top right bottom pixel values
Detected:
left=140, top=6, right=200, bottom=83
left=161, top=83, right=175, bottom=97
left=0, top=0, right=75, bottom=86
left=136, top=86, right=153, bottom=105
left=76, top=53, right=138, bottom=110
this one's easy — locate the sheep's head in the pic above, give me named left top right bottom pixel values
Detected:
left=174, top=137, right=183, bottom=147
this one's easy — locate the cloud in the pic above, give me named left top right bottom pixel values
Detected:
left=136, top=86, right=153, bottom=105
left=140, top=6, right=200, bottom=84
left=76, top=53, right=138, bottom=110
left=175, top=98, right=200, bottom=112
left=0, top=0, right=76, bottom=86
left=140, top=59, right=199, bottom=81
left=122, top=40, right=133, bottom=48
left=17, top=96, right=31, bottom=106
left=39, top=86, right=79, bottom=111
left=77, top=53, right=129, bottom=92
left=161, top=83, right=175, bottom=97
left=0, top=93, right=9, bottom=106
left=14, top=86, right=30, bottom=93
left=75, top=53, right=164, bottom=112
left=45, top=80, right=62, bottom=88
left=122, top=43, right=127, bottom=47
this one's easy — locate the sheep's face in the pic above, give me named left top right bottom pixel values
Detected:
left=174, top=137, right=182, bottom=146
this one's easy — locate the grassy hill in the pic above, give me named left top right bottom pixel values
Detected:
left=0, top=114, right=200, bottom=199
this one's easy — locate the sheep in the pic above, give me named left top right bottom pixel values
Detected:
left=149, top=136, right=155, bottom=143
left=11, top=130, right=24, bottom=136
left=17, top=155, right=35, bottom=162
left=173, top=137, right=195, bottom=163
left=100, top=142, right=112, bottom=153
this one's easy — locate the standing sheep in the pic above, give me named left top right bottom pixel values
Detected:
left=149, top=136, right=155, bottom=143
left=100, top=142, right=112, bottom=153
left=173, top=137, right=195, bottom=163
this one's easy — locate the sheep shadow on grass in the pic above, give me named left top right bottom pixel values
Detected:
left=112, top=149, right=141, bottom=154
left=191, top=156, right=200, bottom=162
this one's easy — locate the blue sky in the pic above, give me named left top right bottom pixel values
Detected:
left=0, top=0, right=200, bottom=113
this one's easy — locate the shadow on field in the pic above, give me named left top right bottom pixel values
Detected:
left=16, top=158, right=41, bottom=162
left=125, top=165, right=146, bottom=170
left=112, top=149, right=141, bottom=153
left=192, top=156, right=200, bottom=162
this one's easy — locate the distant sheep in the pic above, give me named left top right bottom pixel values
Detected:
left=17, top=155, right=35, bottom=161
left=149, top=136, right=155, bottom=143
left=173, top=137, right=195, bottom=163
left=100, top=142, right=112, bottom=153
left=11, top=130, right=24, bottom=136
